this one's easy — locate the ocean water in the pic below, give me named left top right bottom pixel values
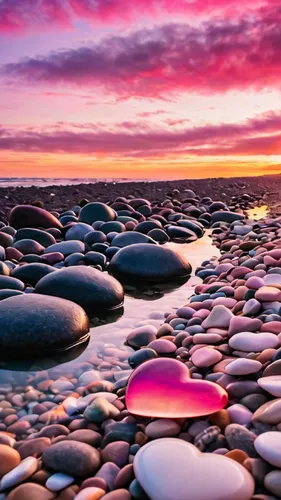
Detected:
left=0, top=178, right=155, bottom=188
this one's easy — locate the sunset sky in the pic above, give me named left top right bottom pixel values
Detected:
left=1, top=0, right=281, bottom=179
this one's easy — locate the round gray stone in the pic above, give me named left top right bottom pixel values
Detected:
left=0, top=294, right=89, bottom=356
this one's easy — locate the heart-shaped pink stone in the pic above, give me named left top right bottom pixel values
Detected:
left=134, top=439, right=254, bottom=500
left=126, top=358, right=228, bottom=418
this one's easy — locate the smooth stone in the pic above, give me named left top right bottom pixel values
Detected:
left=258, top=376, right=281, bottom=397
left=0, top=457, right=38, bottom=492
left=229, top=332, right=280, bottom=352
left=11, top=263, right=56, bottom=287
left=0, top=294, right=89, bottom=355
left=6, top=483, right=55, bottom=500
left=36, top=266, right=124, bottom=313
left=243, top=299, right=261, bottom=316
left=145, top=419, right=181, bottom=438
left=263, top=360, right=281, bottom=377
left=191, top=347, right=222, bottom=368
left=102, top=490, right=131, bottom=500
left=126, top=358, right=228, bottom=418
left=201, top=305, right=233, bottom=329
left=101, top=442, right=130, bottom=468
left=109, top=244, right=191, bottom=283
left=134, top=439, right=254, bottom=500
left=147, top=339, right=176, bottom=355
left=254, top=432, right=281, bottom=467
left=224, top=424, right=257, bottom=457
left=228, top=317, right=262, bottom=337
left=227, top=404, right=253, bottom=425
left=43, top=241, right=85, bottom=256
left=226, top=359, right=262, bottom=375
left=264, top=470, right=281, bottom=497
left=253, top=399, right=281, bottom=424
left=9, top=205, right=62, bottom=230
left=13, top=239, right=44, bottom=255
left=256, top=286, right=281, bottom=301
left=17, top=437, right=51, bottom=459
left=128, top=348, right=158, bottom=368
left=112, top=232, right=156, bottom=247
left=43, top=441, right=101, bottom=477
left=126, top=325, right=157, bottom=350
left=74, top=487, right=106, bottom=500
left=0, top=445, right=20, bottom=478
left=264, top=274, right=281, bottom=285
left=45, top=473, right=74, bottom=491
left=84, top=398, right=120, bottom=424
left=0, top=276, right=24, bottom=291
left=14, top=228, right=56, bottom=248
left=80, top=202, right=116, bottom=224
left=65, top=223, right=94, bottom=241
left=94, top=462, right=120, bottom=490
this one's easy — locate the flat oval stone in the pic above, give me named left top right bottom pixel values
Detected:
left=225, top=359, right=262, bottom=376
left=109, top=243, right=191, bottom=283
left=43, top=240, right=85, bottom=256
left=65, top=223, right=94, bottom=241
left=14, top=228, right=56, bottom=248
left=0, top=294, right=89, bottom=356
left=191, top=347, right=222, bottom=368
left=9, top=205, right=62, bottom=230
left=6, top=483, right=55, bottom=500
left=0, top=457, right=38, bottom=492
left=11, top=263, right=56, bottom=287
left=257, top=376, right=281, bottom=397
left=35, top=266, right=124, bottom=313
left=134, top=439, right=254, bottom=500
left=145, top=419, right=181, bottom=438
left=254, top=432, right=281, bottom=467
left=74, top=488, right=106, bottom=500
left=43, top=440, right=101, bottom=477
left=45, top=472, right=74, bottom=491
left=253, top=399, right=281, bottom=424
left=0, top=445, right=20, bottom=478
left=229, top=332, right=280, bottom=352
left=0, top=276, right=24, bottom=291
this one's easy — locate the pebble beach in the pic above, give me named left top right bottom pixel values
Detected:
left=0, top=177, right=281, bottom=499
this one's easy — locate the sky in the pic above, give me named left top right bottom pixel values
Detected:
left=1, top=0, right=281, bottom=179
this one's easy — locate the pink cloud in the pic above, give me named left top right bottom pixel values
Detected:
left=0, top=0, right=274, bottom=34
left=4, top=7, right=281, bottom=98
left=1, top=110, right=281, bottom=157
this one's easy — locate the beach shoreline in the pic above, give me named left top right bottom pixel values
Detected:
left=1, top=173, right=281, bottom=222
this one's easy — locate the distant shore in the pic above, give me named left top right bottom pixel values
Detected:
left=1, top=174, right=281, bottom=222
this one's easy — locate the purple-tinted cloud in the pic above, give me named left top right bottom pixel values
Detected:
left=3, top=7, right=281, bottom=98
left=1, top=110, right=281, bottom=157
left=0, top=0, right=274, bottom=34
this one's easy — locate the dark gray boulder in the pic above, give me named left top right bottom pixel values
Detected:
left=35, top=266, right=124, bottom=314
left=0, top=294, right=89, bottom=356
left=109, top=243, right=192, bottom=283
left=79, top=202, right=116, bottom=225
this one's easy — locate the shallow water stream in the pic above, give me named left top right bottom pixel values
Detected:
left=0, top=205, right=268, bottom=387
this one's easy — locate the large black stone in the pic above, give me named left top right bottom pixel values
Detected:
left=109, top=243, right=192, bottom=283
left=35, top=266, right=124, bottom=314
left=11, top=263, right=56, bottom=287
left=0, top=294, right=89, bottom=356
left=79, top=202, right=116, bottom=225
left=14, top=228, right=56, bottom=248
left=111, top=232, right=156, bottom=248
